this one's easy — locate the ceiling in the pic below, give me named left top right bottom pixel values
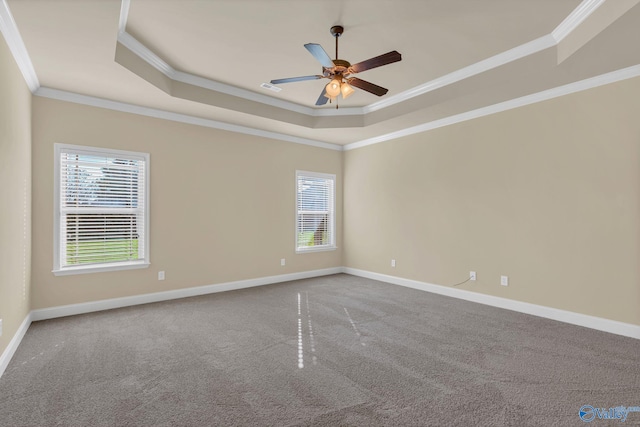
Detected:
left=4, top=0, right=640, bottom=147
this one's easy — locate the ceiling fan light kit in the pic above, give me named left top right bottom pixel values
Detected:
left=270, top=25, right=402, bottom=106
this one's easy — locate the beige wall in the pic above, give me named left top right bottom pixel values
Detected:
left=4, top=34, right=640, bottom=348
left=31, top=97, right=342, bottom=309
left=0, top=34, right=32, bottom=356
left=344, top=76, right=640, bottom=326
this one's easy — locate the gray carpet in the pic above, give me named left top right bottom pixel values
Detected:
left=1, top=274, right=639, bottom=426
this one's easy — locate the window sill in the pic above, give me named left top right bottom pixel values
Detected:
left=53, top=261, right=150, bottom=276
left=296, top=245, right=337, bottom=254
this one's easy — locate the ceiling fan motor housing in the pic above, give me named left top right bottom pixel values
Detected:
left=328, top=59, right=351, bottom=75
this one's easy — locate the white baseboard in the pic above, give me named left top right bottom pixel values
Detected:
left=3, top=265, right=638, bottom=380
left=344, top=267, right=640, bottom=340
left=0, top=312, right=33, bottom=379
left=31, top=267, right=343, bottom=321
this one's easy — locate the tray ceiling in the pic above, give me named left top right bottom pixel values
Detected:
left=4, top=0, right=640, bottom=147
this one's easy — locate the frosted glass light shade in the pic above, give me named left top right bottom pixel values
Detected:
left=325, top=78, right=341, bottom=97
left=341, top=82, right=355, bottom=99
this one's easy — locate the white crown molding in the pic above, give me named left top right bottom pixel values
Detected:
left=308, top=105, right=363, bottom=116
left=118, top=0, right=130, bottom=34
left=344, top=268, right=640, bottom=340
left=0, top=0, right=39, bottom=92
left=117, top=0, right=173, bottom=78
left=0, top=311, right=32, bottom=379
left=171, top=70, right=325, bottom=116
left=552, top=0, right=606, bottom=43
left=34, top=87, right=343, bottom=151
left=345, top=64, right=640, bottom=151
left=117, top=31, right=175, bottom=78
left=364, top=34, right=557, bottom=114
left=33, top=60, right=640, bottom=154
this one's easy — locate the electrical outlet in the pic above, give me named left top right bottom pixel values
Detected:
left=158, top=271, right=165, bottom=281
left=0, top=319, right=3, bottom=337
left=391, top=259, right=396, bottom=267
left=470, top=271, right=476, bottom=281
left=501, top=275, right=509, bottom=286
left=281, top=258, right=286, bottom=266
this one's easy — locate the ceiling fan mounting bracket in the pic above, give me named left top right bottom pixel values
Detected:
left=330, top=25, right=344, bottom=38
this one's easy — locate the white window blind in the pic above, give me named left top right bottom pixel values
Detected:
left=296, top=171, right=336, bottom=252
left=54, top=144, right=149, bottom=274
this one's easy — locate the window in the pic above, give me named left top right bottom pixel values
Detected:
left=296, top=171, right=336, bottom=252
left=53, top=144, right=149, bottom=275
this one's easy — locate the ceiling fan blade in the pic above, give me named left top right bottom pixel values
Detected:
left=315, top=87, right=329, bottom=105
left=304, top=43, right=335, bottom=69
left=270, top=75, right=323, bottom=85
left=347, top=77, right=388, bottom=96
left=349, top=51, right=402, bottom=74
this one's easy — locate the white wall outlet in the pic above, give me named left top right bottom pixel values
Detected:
left=281, top=258, right=286, bottom=266
left=158, top=271, right=165, bottom=281
left=391, top=259, right=396, bottom=267
left=501, top=275, right=509, bottom=286
left=0, top=318, right=3, bottom=337
left=470, top=271, right=476, bottom=281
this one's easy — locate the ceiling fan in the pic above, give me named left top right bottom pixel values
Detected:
left=270, top=26, right=402, bottom=106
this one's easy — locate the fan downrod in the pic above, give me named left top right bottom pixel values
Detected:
left=330, top=26, right=344, bottom=61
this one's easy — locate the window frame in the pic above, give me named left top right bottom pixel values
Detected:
left=295, top=170, right=337, bottom=253
left=53, top=143, right=150, bottom=276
